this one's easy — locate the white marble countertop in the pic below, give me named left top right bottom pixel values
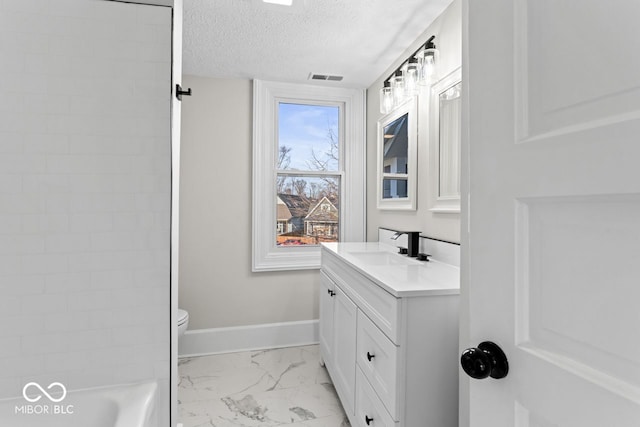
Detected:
left=321, top=242, right=460, bottom=298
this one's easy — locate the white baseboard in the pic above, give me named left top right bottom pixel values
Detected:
left=178, top=319, right=319, bottom=358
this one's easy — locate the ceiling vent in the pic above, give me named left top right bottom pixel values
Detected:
left=309, top=73, right=344, bottom=82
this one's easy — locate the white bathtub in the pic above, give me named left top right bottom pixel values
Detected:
left=0, top=381, right=157, bottom=427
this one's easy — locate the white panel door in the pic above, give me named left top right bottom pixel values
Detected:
left=465, top=0, right=640, bottom=426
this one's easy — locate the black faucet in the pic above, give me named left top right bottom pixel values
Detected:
left=391, top=231, right=421, bottom=257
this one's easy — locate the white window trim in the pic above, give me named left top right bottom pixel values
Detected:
left=252, top=80, right=366, bottom=272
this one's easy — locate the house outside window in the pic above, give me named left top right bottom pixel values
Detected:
left=302, top=196, right=339, bottom=242
left=253, top=80, right=365, bottom=271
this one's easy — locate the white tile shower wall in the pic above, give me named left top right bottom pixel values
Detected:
left=0, top=0, right=172, bottom=420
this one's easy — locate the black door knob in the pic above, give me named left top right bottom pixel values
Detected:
left=366, top=352, right=375, bottom=361
left=460, top=341, right=508, bottom=379
left=365, top=415, right=373, bottom=425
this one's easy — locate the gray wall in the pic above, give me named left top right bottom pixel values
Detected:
left=178, top=76, right=320, bottom=330
left=366, top=0, right=462, bottom=243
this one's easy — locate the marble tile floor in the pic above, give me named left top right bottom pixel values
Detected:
left=178, top=345, right=351, bottom=427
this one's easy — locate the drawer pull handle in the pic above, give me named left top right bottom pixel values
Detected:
left=366, top=352, right=375, bottom=361
left=365, top=415, right=374, bottom=425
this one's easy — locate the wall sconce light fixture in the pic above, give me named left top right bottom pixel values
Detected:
left=416, top=37, right=439, bottom=85
left=379, top=35, right=439, bottom=114
left=404, top=57, right=420, bottom=96
left=380, top=81, right=394, bottom=115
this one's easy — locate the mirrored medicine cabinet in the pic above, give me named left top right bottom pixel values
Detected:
left=376, top=96, right=418, bottom=210
left=430, top=67, right=461, bottom=213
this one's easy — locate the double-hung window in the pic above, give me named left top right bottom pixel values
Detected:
left=252, top=80, right=365, bottom=271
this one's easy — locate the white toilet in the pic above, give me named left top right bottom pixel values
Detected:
left=177, top=309, right=189, bottom=337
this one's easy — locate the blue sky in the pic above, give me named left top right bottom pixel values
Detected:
left=278, top=103, right=339, bottom=171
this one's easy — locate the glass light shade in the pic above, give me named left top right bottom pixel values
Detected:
left=391, top=74, right=406, bottom=107
left=417, top=47, right=439, bottom=86
left=403, top=60, right=419, bottom=96
left=379, top=86, right=394, bottom=114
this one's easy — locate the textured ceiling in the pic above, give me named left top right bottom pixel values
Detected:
left=183, top=0, right=453, bottom=88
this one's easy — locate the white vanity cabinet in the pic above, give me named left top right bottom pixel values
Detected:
left=320, top=243, right=459, bottom=427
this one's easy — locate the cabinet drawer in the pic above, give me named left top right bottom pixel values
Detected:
left=355, top=366, right=397, bottom=427
left=356, top=310, right=399, bottom=420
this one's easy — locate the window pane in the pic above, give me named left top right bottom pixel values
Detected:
left=383, top=113, right=408, bottom=174
left=278, top=103, right=339, bottom=172
left=382, top=178, right=408, bottom=199
left=276, top=175, right=340, bottom=246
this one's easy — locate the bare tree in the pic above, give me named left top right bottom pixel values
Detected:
left=276, top=145, right=292, bottom=193
left=307, top=125, right=338, bottom=171
left=306, top=123, right=339, bottom=198
left=308, top=182, right=320, bottom=199
left=276, top=177, right=287, bottom=194
left=278, top=145, right=292, bottom=169
left=293, top=179, right=308, bottom=198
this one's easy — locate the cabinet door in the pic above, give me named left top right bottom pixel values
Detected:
left=332, top=285, right=358, bottom=415
left=319, top=271, right=335, bottom=364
